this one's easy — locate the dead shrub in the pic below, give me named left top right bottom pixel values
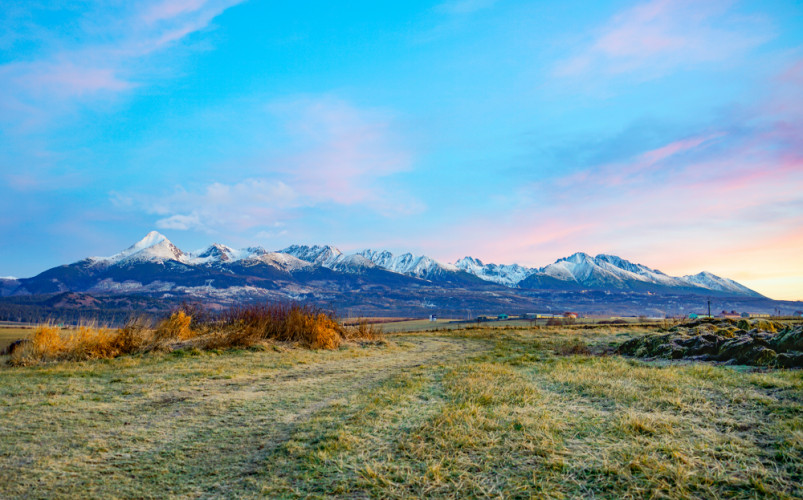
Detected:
left=154, top=311, right=194, bottom=342
left=32, top=324, right=64, bottom=357
left=8, top=302, right=372, bottom=366
left=63, top=326, right=121, bottom=360
left=113, top=316, right=152, bottom=353
left=212, top=303, right=347, bottom=349
left=344, top=320, right=384, bottom=342
left=9, top=323, right=134, bottom=365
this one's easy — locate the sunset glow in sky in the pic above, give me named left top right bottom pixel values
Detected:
left=1, top=0, right=802, bottom=300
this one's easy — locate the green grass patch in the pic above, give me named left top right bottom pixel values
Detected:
left=0, top=326, right=800, bottom=498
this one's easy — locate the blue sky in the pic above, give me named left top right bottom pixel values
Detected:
left=1, top=0, right=802, bottom=299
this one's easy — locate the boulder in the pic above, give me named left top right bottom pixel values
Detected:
left=770, top=325, right=803, bottom=352
left=716, top=337, right=777, bottom=366
left=618, top=319, right=798, bottom=368
left=777, top=351, right=803, bottom=369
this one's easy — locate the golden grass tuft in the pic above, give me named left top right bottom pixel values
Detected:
left=32, top=324, right=63, bottom=357
left=11, top=324, right=122, bottom=365
left=155, top=311, right=194, bottom=342
left=343, top=319, right=384, bottom=342
left=7, top=302, right=381, bottom=366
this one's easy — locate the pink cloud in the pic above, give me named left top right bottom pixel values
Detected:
left=439, top=59, right=803, bottom=300
left=0, top=0, right=245, bottom=121
left=141, top=0, right=210, bottom=24
left=119, top=97, right=421, bottom=233
left=2, top=61, right=132, bottom=97
left=554, top=0, right=772, bottom=80
left=268, top=97, right=420, bottom=214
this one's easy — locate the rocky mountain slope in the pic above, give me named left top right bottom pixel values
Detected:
left=1, top=231, right=782, bottom=319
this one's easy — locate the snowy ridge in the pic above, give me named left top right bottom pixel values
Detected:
left=359, top=249, right=457, bottom=279
left=454, top=257, right=534, bottom=286
left=90, top=231, right=188, bottom=265
left=71, top=232, right=764, bottom=297
left=281, top=245, right=344, bottom=267
left=458, top=251, right=764, bottom=297
left=682, top=271, right=760, bottom=297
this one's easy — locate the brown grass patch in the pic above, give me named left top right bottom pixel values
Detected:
left=8, top=303, right=383, bottom=366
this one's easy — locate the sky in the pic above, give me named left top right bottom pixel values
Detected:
left=1, top=0, right=802, bottom=300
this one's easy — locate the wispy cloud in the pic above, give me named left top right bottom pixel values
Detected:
left=269, top=97, right=417, bottom=211
left=116, top=97, right=422, bottom=235
left=442, top=57, right=803, bottom=298
left=554, top=0, right=772, bottom=82
left=0, top=0, right=243, bottom=126
left=117, top=179, right=298, bottom=234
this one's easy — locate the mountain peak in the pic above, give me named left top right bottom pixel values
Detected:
left=131, top=231, right=169, bottom=250
left=558, top=252, right=593, bottom=264
left=281, top=244, right=343, bottom=266
left=196, top=243, right=236, bottom=262
left=456, top=256, right=484, bottom=267
left=92, top=231, right=185, bottom=265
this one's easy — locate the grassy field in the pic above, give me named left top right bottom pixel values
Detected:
left=0, top=325, right=801, bottom=498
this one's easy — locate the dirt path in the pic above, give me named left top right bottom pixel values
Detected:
left=0, top=335, right=489, bottom=498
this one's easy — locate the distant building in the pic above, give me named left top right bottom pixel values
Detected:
left=688, top=313, right=699, bottom=319
left=498, top=314, right=509, bottom=320
left=563, top=312, right=578, bottom=319
left=429, top=314, right=437, bottom=322
left=794, top=311, right=803, bottom=318
left=718, top=310, right=740, bottom=319
left=477, top=316, right=490, bottom=322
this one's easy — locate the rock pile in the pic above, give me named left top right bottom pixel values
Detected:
left=617, top=318, right=803, bottom=368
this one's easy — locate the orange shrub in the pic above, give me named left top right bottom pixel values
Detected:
left=155, top=311, right=194, bottom=341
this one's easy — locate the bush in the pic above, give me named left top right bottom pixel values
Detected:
left=155, top=311, right=194, bottom=342
left=7, top=302, right=383, bottom=366
left=10, top=323, right=128, bottom=365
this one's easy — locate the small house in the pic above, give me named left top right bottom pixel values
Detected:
left=563, top=312, right=578, bottom=319
left=498, top=314, right=509, bottom=320
left=688, top=313, right=699, bottom=319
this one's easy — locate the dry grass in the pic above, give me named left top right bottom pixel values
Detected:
left=0, top=324, right=799, bottom=498
left=8, top=303, right=381, bottom=366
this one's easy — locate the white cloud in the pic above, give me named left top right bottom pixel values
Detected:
left=156, top=213, right=204, bottom=230
left=116, top=96, right=424, bottom=233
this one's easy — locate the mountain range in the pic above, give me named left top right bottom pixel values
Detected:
left=1, top=231, right=788, bottom=320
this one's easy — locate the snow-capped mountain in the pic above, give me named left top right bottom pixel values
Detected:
left=535, top=252, right=684, bottom=289
left=90, top=231, right=188, bottom=265
left=281, top=244, right=344, bottom=267
left=682, top=271, right=761, bottom=297
left=454, top=257, right=535, bottom=287
left=358, top=249, right=458, bottom=280
left=460, top=251, right=765, bottom=298
left=6, top=232, right=766, bottom=301
left=281, top=245, right=465, bottom=280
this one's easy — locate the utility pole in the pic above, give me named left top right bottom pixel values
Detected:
left=707, top=299, right=711, bottom=318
